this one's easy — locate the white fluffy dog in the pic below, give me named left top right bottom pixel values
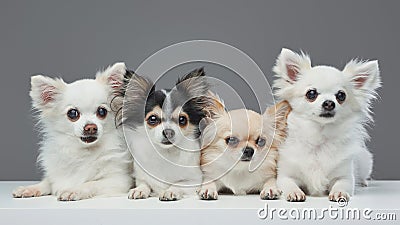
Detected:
left=273, top=48, right=381, bottom=202
left=12, top=62, right=133, bottom=201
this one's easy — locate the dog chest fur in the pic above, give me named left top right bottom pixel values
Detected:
left=278, top=112, right=364, bottom=195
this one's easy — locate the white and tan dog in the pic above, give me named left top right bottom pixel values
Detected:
left=12, top=63, right=133, bottom=201
left=273, top=48, right=381, bottom=202
left=198, top=98, right=290, bottom=200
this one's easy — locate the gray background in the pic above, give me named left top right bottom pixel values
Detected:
left=0, top=0, right=398, bottom=180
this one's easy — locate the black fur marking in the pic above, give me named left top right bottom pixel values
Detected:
left=120, top=73, right=155, bottom=129
left=174, top=67, right=209, bottom=101
left=120, top=68, right=211, bottom=137
left=145, top=90, right=166, bottom=116
left=182, top=97, right=207, bottom=138
left=111, top=69, right=138, bottom=127
left=176, top=67, right=205, bottom=85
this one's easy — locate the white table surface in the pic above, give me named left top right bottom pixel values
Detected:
left=1, top=181, right=399, bottom=225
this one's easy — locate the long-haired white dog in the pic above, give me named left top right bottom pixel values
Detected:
left=12, top=63, right=133, bottom=201
left=273, top=48, right=381, bottom=202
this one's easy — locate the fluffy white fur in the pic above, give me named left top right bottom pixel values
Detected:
left=12, top=62, right=133, bottom=201
left=273, top=48, right=381, bottom=202
left=125, top=127, right=202, bottom=201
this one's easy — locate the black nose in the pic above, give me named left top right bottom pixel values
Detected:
left=83, top=124, right=97, bottom=135
left=242, top=147, right=254, bottom=159
left=162, top=129, right=175, bottom=139
left=322, top=100, right=335, bottom=111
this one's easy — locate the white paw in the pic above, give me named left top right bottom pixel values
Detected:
left=260, top=187, right=282, bottom=200
left=197, top=187, right=218, bottom=200
left=329, top=191, right=350, bottom=202
left=12, top=186, right=43, bottom=198
left=159, top=190, right=182, bottom=201
left=286, top=190, right=306, bottom=202
left=57, top=190, right=90, bottom=201
left=128, top=187, right=150, bottom=200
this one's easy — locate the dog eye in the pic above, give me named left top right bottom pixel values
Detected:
left=336, top=90, right=346, bottom=103
left=178, top=115, right=188, bottom=127
left=97, top=107, right=108, bottom=119
left=67, top=108, right=80, bottom=122
left=256, top=137, right=266, bottom=147
left=305, top=89, right=318, bottom=102
left=225, top=136, right=239, bottom=147
left=147, top=115, right=160, bottom=126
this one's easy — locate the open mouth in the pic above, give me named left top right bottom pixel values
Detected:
left=80, top=136, right=98, bottom=144
left=240, top=156, right=252, bottom=162
left=319, top=112, right=335, bottom=118
left=161, top=140, right=173, bottom=145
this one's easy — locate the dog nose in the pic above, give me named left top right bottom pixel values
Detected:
left=162, top=129, right=175, bottom=140
left=322, top=100, right=335, bottom=111
left=83, top=124, right=98, bottom=135
left=242, top=147, right=255, bottom=158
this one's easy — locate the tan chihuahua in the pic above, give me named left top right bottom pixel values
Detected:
left=197, top=96, right=291, bottom=200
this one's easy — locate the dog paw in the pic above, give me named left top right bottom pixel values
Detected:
left=197, top=187, right=218, bottom=200
left=360, top=180, right=369, bottom=187
left=286, top=190, right=306, bottom=202
left=128, top=187, right=150, bottom=200
left=57, top=190, right=89, bottom=201
left=260, top=187, right=282, bottom=200
left=159, top=190, right=182, bottom=201
left=12, top=186, right=42, bottom=198
left=329, top=191, right=350, bottom=202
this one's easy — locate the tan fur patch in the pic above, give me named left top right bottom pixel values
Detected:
left=265, top=100, right=291, bottom=150
left=200, top=101, right=291, bottom=170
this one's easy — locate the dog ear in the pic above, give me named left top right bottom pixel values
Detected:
left=176, top=67, right=209, bottom=99
left=96, top=62, right=126, bottom=93
left=199, top=92, right=226, bottom=149
left=201, top=91, right=226, bottom=118
left=273, top=48, right=311, bottom=83
left=118, top=73, right=155, bottom=128
left=343, top=59, right=381, bottom=91
left=30, top=75, right=66, bottom=109
left=200, top=118, right=218, bottom=149
left=199, top=117, right=213, bottom=134
left=264, top=100, right=291, bottom=147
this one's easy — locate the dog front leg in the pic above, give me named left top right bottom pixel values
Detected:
left=260, top=177, right=282, bottom=200
left=277, top=176, right=306, bottom=202
left=58, top=175, right=131, bottom=201
left=12, top=177, right=52, bottom=198
left=197, top=181, right=218, bottom=200
left=328, top=176, right=354, bottom=202
left=128, top=181, right=151, bottom=200
left=158, top=186, right=184, bottom=201
left=158, top=178, right=202, bottom=201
